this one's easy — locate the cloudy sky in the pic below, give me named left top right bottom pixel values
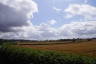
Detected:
left=0, top=0, right=96, bottom=40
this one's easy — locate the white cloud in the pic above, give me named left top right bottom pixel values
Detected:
left=0, top=0, right=38, bottom=32
left=53, top=7, right=62, bottom=12
left=59, top=21, right=96, bottom=38
left=47, top=19, right=57, bottom=25
left=0, top=22, right=59, bottom=40
left=0, top=20, right=96, bottom=40
left=0, top=0, right=96, bottom=40
left=0, top=0, right=38, bottom=18
left=64, top=4, right=96, bottom=20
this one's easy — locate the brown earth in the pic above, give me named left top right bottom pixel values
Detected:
left=17, top=40, right=96, bottom=57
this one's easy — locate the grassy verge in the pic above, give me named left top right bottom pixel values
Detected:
left=0, top=45, right=96, bottom=64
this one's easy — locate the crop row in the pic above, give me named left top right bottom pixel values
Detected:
left=0, top=45, right=96, bottom=64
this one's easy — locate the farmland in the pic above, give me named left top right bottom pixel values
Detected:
left=17, top=39, right=96, bottom=57
left=0, top=38, right=96, bottom=64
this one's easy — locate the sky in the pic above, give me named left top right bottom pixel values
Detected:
left=0, top=0, right=96, bottom=40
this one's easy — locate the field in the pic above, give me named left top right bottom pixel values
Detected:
left=17, top=39, right=96, bottom=57
left=0, top=39, right=96, bottom=64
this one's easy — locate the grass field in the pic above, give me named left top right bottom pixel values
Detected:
left=17, top=40, right=96, bottom=57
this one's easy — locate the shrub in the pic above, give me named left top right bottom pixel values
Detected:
left=0, top=45, right=96, bottom=64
